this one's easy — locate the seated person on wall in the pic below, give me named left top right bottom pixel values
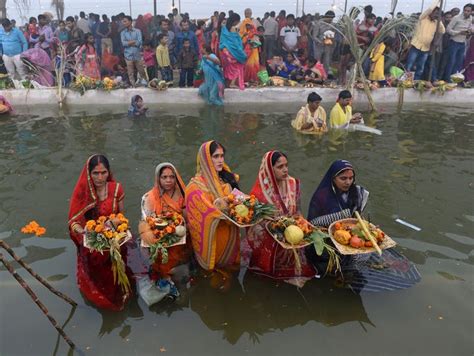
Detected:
left=329, top=90, right=363, bottom=129
left=291, top=92, right=327, bottom=133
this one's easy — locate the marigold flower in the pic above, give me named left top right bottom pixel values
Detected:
left=95, top=224, right=104, bottom=233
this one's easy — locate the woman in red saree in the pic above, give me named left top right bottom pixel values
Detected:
left=139, top=163, right=192, bottom=298
left=68, top=154, right=132, bottom=311
left=246, top=151, right=317, bottom=287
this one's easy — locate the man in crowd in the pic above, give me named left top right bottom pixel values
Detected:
left=263, top=11, right=279, bottom=60
left=313, top=10, right=336, bottom=75
left=97, top=14, right=112, bottom=57
left=406, top=0, right=445, bottom=80
left=77, top=11, right=91, bottom=34
left=65, top=16, right=84, bottom=52
left=121, top=15, right=147, bottom=86
left=0, top=18, right=28, bottom=80
left=444, top=3, right=472, bottom=81
left=280, top=14, right=301, bottom=56
left=175, top=19, right=198, bottom=57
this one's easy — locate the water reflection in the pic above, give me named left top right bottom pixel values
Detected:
left=190, top=274, right=372, bottom=345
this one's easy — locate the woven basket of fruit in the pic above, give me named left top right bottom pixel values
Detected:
left=214, top=189, right=277, bottom=228
left=328, top=218, right=396, bottom=255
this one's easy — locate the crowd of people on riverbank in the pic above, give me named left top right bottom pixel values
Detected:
left=0, top=2, right=473, bottom=99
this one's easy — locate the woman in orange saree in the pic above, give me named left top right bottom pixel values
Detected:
left=185, top=141, right=241, bottom=273
left=246, top=151, right=317, bottom=287
left=68, top=154, right=132, bottom=311
left=239, top=19, right=260, bottom=84
left=139, top=163, right=192, bottom=298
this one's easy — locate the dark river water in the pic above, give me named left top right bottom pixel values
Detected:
left=0, top=102, right=473, bottom=355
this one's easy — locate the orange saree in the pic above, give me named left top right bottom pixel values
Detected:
left=185, top=141, right=240, bottom=271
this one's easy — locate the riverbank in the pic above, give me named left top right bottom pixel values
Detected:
left=2, top=87, right=474, bottom=108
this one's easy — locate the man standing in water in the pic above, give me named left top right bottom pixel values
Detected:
left=121, top=15, right=148, bottom=87
left=329, top=90, right=363, bottom=129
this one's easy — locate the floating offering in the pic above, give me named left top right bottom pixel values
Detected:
left=21, top=221, right=46, bottom=236
left=214, top=189, right=277, bottom=228
left=84, top=213, right=132, bottom=293
left=329, top=217, right=396, bottom=255
left=141, top=212, right=187, bottom=264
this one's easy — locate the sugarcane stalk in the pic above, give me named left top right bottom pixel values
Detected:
left=0, top=240, right=77, bottom=306
left=354, top=211, right=382, bottom=255
left=0, top=252, right=76, bottom=350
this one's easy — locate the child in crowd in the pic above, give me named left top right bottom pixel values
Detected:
left=267, top=55, right=288, bottom=77
left=156, top=34, right=173, bottom=84
left=304, top=58, right=327, bottom=84
left=28, top=17, right=38, bottom=46
left=128, top=95, right=148, bottom=117
left=143, top=41, right=157, bottom=80
left=284, top=53, right=304, bottom=81
left=177, top=38, right=199, bottom=87
left=54, top=21, right=69, bottom=44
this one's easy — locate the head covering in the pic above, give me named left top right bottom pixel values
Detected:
left=250, top=151, right=300, bottom=216
left=195, top=141, right=236, bottom=199
left=148, top=162, right=186, bottom=215
left=219, top=26, right=247, bottom=64
left=0, top=95, right=13, bottom=114
left=307, top=159, right=367, bottom=221
left=68, top=154, right=115, bottom=233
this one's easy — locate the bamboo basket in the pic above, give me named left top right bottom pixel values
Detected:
left=328, top=218, right=396, bottom=255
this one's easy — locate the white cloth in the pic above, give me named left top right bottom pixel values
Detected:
left=2, top=54, right=26, bottom=80
left=263, top=17, right=278, bottom=37
left=280, top=25, right=301, bottom=51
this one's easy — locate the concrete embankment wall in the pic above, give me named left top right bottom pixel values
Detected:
left=2, top=87, right=474, bottom=108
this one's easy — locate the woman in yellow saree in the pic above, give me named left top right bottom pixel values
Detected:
left=185, top=141, right=241, bottom=272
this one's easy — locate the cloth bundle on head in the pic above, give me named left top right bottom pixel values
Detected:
left=21, top=48, right=54, bottom=87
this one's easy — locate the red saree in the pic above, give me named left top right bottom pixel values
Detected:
left=246, top=151, right=316, bottom=286
left=68, top=155, right=132, bottom=311
left=141, top=163, right=192, bottom=281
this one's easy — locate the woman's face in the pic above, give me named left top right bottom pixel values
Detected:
left=136, top=98, right=143, bottom=108
left=308, top=100, right=321, bottom=111
left=333, top=169, right=354, bottom=192
left=159, top=167, right=176, bottom=192
left=273, top=155, right=289, bottom=181
left=90, top=163, right=109, bottom=188
left=87, top=35, right=94, bottom=44
left=211, top=147, right=225, bottom=172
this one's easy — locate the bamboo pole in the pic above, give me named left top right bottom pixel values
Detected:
left=354, top=212, right=382, bottom=255
left=0, top=253, right=76, bottom=350
left=0, top=240, right=77, bottom=306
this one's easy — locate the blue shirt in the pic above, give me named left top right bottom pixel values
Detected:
left=175, top=31, right=198, bottom=56
left=0, top=27, right=28, bottom=56
left=120, top=27, right=143, bottom=61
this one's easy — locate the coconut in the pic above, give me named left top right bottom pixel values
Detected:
left=284, top=225, right=304, bottom=245
left=175, top=225, right=186, bottom=237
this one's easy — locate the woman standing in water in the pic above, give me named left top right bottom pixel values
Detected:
left=185, top=141, right=241, bottom=274
left=246, top=151, right=317, bottom=287
left=139, top=163, right=192, bottom=300
left=68, top=154, right=132, bottom=310
left=306, top=159, right=421, bottom=292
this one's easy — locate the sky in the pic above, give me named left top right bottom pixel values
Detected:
left=5, top=0, right=467, bottom=23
